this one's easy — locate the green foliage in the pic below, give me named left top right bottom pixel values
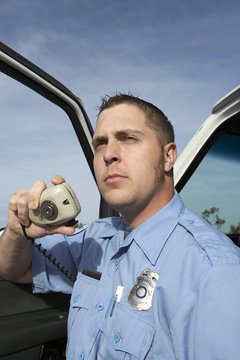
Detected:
left=201, top=207, right=226, bottom=230
left=229, top=222, right=240, bottom=234
left=202, top=207, right=240, bottom=234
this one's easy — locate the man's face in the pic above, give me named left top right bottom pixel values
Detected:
left=93, top=103, right=168, bottom=221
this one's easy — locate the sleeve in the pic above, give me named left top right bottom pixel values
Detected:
left=170, top=264, right=240, bottom=360
left=194, top=264, right=240, bottom=360
left=32, top=229, right=85, bottom=294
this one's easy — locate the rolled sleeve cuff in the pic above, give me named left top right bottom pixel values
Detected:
left=32, top=244, right=73, bottom=294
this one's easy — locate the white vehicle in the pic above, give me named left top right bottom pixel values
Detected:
left=0, top=42, right=239, bottom=359
left=175, top=85, right=240, bottom=243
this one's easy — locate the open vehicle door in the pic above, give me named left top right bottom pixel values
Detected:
left=175, top=85, right=240, bottom=246
left=0, top=41, right=115, bottom=360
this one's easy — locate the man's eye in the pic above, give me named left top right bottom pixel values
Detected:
left=126, top=136, right=137, bottom=142
left=94, top=141, right=106, bottom=150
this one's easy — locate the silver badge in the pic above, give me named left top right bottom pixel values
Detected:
left=128, top=269, right=159, bottom=311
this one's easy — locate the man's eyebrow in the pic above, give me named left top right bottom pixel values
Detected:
left=92, top=129, right=145, bottom=148
left=92, top=135, right=107, bottom=148
left=115, top=129, right=145, bottom=137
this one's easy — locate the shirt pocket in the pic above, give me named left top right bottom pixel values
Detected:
left=98, top=303, right=155, bottom=360
left=67, top=274, right=100, bottom=359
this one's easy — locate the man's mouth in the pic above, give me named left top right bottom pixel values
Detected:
left=105, top=173, right=127, bottom=183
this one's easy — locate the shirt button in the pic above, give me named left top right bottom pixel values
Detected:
left=96, top=303, right=104, bottom=311
left=73, top=295, right=79, bottom=303
left=114, top=258, right=120, bottom=267
left=114, top=332, right=121, bottom=343
left=78, top=352, right=84, bottom=360
left=186, top=218, right=194, bottom=224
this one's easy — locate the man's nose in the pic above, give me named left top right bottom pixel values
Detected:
left=103, top=141, right=120, bottom=165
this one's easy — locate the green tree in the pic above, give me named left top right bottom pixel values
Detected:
left=229, top=222, right=240, bottom=234
left=201, top=207, right=226, bottom=230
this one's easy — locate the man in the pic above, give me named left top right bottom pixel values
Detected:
left=0, top=93, right=240, bottom=359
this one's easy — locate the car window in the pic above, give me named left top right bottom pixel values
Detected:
left=180, top=128, right=240, bottom=237
left=0, top=72, right=100, bottom=229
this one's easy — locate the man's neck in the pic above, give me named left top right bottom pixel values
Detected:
left=122, top=189, right=175, bottom=228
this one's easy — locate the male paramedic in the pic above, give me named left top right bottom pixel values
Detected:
left=0, top=93, right=240, bottom=359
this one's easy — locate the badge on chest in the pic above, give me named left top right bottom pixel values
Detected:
left=128, top=269, right=159, bottom=311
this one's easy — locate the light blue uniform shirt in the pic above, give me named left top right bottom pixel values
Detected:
left=32, top=193, right=240, bottom=360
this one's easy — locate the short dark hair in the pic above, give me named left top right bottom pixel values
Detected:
left=97, top=92, right=175, bottom=145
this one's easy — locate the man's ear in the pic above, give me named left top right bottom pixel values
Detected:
left=164, top=143, right=177, bottom=172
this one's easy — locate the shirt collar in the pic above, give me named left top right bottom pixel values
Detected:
left=99, top=216, right=125, bottom=239
left=122, top=192, right=185, bottom=265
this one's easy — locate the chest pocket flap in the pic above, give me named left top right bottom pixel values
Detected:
left=71, top=274, right=99, bottom=309
left=99, top=303, right=155, bottom=359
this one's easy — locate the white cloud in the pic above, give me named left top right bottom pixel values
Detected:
left=0, top=0, right=240, bottom=227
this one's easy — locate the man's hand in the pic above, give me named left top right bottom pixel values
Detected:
left=0, top=175, right=75, bottom=283
left=7, top=175, right=76, bottom=239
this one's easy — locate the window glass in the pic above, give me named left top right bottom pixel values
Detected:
left=180, top=132, right=240, bottom=234
left=0, top=73, right=100, bottom=228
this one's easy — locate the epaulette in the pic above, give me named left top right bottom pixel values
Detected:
left=179, top=208, right=240, bottom=266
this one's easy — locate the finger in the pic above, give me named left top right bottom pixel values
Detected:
left=17, top=192, right=31, bottom=226
left=57, top=225, right=76, bottom=235
left=51, top=175, right=66, bottom=185
left=8, top=192, right=19, bottom=212
left=8, top=190, right=31, bottom=227
left=45, top=224, right=76, bottom=236
left=28, top=180, right=47, bottom=210
left=9, top=190, right=28, bottom=212
left=24, top=222, right=76, bottom=240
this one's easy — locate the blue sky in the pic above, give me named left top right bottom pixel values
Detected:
left=1, top=0, right=240, bottom=149
left=0, top=0, right=240, bottom=226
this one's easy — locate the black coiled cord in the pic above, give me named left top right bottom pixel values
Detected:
left=21, top=224, right=75, bottom=283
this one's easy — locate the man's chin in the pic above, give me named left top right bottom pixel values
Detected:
left=105, top=198, right=136, bottom=215
left=101, top=188, right=137, bottom=212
